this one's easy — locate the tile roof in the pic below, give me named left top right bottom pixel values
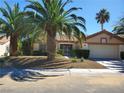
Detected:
left=0, top=36, right=10, bottom=45
left=56, top=35, right=78, bottom=42
left=86, top=29, right=124, bottom=42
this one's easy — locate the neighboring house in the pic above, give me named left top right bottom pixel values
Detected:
left=118, top=35, right=124, bottom=38
left=0, top=35, right=10, bottom=57
left=84, top=30, right=124, bottom=59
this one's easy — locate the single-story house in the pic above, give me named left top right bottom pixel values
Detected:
left=84, top=30, right=124, bottom=59
left=33, top=30, right=124, bottom=58
left=33, top=30, right=124, bottom=59
left=0, top=35, right=10, bottom=57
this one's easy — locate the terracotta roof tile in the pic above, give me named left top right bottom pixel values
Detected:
left=86, top=30, right=124, bottom=42
left=0, top=36, right=10, bottom=45
left=56, top=35, right=78, bottom=42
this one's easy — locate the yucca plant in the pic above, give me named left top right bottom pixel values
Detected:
left=96, top=9, right=110, bottom=31
left=25, top=0, right=86, bottom=61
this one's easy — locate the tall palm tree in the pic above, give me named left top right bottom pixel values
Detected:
left=25, top=0, right=86, bottom=61
left=113, top=18, right=124, bottom=34
left=96, top=9, right=110, bottom=31
left=0, top=2, right=35, bottom=56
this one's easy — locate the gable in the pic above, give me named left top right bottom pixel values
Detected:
left=86, top=30, right=124, bottom=44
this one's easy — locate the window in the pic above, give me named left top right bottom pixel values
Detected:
left=33, top=43, right=39, bottom=51
left=60, top=44, right=73, bottom=56
left=101, top=38, right=107, bottom=43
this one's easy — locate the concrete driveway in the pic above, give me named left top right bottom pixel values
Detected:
left=0, top=73, right=124, bottom=93
left=96, top=59, right=124, bottom=73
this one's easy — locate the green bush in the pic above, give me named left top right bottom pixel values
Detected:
left=71, top=59, right=77, bottom=62
left=71, top=58, right=78, bottom=62
left=21, top=40, right=31, bottom=56
left=70, top=49, right=76, bottom=57
left=75, top=49, right=90, bottom=59
left=57, top=49, right=64, bottom=56
left=120, top=52, right=124, bottom=59
left=0, top=58, right=5, bottom=67
left=33, top=50, right=47, bottom=56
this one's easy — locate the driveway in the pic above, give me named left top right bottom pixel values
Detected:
left=96, top=59, right=124, bottom=73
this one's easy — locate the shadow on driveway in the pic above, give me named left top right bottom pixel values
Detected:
left=0, top=68, right=62, bottom=82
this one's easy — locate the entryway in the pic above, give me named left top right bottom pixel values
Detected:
left=60, top=44, right=73, bottom=56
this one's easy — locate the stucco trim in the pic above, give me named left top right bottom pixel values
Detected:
left=87, top=30, right=124, bottom=42
left=87, top=42, right=124, bottom=45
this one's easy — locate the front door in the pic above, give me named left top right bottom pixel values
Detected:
left=60, top=44, right=73, bottom=56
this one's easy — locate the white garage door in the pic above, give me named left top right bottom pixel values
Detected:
left=89, top=45, right=119, bottom=59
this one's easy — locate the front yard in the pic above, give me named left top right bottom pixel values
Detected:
left=0, top=56, right=105, bottom=69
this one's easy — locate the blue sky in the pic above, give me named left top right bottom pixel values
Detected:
left=0, top=0, right=124, bottom=35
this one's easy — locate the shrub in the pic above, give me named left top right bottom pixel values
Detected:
left=70, top=49, right=76, bottom=57
left=75, top=49, right=90, bottom=59
left=71, top=59, right=77, bottom=62
left=21, top=40, right=31, bottom=56
left=56, top=49, right=64, bottom=56
left=120, top=52, right=124, bottom=59
left=71, top=58, right=78, bottom=62
left=33, top=50, right=47, bottom=56
left=0, top=58, right=5, bottom=67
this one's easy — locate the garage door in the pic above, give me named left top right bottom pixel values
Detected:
left=89, top=45, right=119, bottom=59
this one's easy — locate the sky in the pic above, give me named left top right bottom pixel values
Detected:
left=0, top=0, right=124, bottom=35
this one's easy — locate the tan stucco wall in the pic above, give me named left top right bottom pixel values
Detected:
left=86, top=33, right=124, bottom=44
left=33, top=43, right=40, bottom=51
left=33, top=41, right=80, bottom=51
left=119, top=45, right=124, bottom=52
left=56, top=42, right=78, bottom=50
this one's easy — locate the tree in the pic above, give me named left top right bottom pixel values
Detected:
left=96, top=9, right=110, bottom=31
left=0, top=2, right=36, bottom=56
left=113, top=18, right=124, bottom=34
left=0, top=2, right=25, bottom=56
left=25, top=0, right=86, bottom=61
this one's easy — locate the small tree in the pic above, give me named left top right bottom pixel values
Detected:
left=0, top=2, right=27, bottom=56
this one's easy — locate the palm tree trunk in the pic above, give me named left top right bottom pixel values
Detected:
left=47, top=29, right=56, bottom=61
left=101, top=23, right=104, bottom=31
left=10, top=33, right=18, bottom=56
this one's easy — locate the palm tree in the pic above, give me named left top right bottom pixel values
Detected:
left=0, top=2, right=24, bottom=56
left=96, top=9, right=110, bottom=31
left=113, top=18, right=124, bottom=34
left=0, top=2, right=35, bottom=56
left=25, top=0, right=86, bottom=61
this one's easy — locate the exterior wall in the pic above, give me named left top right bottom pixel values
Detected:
left=33, top=43, right=40, bottom=51
left=119, top=45, right=124, bottom=51
left=56, top=42, right=77, bottom=50
left=119, top=45, right=124, bottom=59
left=86, top=33, right=124, bottom=44
left=0, top=42, right=10, bottom=57
left=33, top=42, right=78, bottom=51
